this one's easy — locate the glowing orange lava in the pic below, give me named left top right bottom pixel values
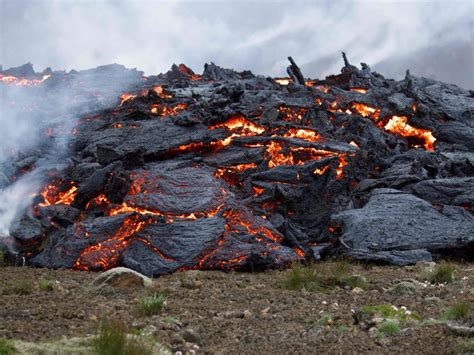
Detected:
left=278, top=106, right=308, bottom=123
left=350, top=88, right=368, bottom=94
left=274, top=78, right=290, bottom=85
left=150, top=103, right=187, bottom=116
left=351, top=103, right=380, bottom=118
left=283, top=128, right=321, bottom=143
left=39, top=184, right=77, bottom=207
left=383, top=115, right=436, bottom=151
left=0, top=74, right=50, bottom=86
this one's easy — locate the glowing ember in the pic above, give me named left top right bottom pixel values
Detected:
left=150, top=103, right=187, bottom=116
left=265, top=141, right=337, bottom=168
left=278, top=106, right=308, bottom=123
left=351, top=103, right=380, bottom=118
left=274, top=78, right=290, bottom=85
left=350, top=88, right=368, bottom=93
left=283, top=128, right=321, bottom=143
left=314, top=85, right=329, bottom=93
left=336, top=155, right=347, bottom=179
left=314, top=165, right=330, bottom=175
left=349, top=140, right=359, bottom=148
left=0, top=74, right=50, bottom=86
left=119, top=93, right=137, bottom=106
left=39, top=184, right=78, bottom=207
left=383, top=115, right=436, bottom=151
left=178, top=64, right=201, bottom=81
left=153, top=85, right=173, bottom=99
left=252, top=186, right=265, bottom=196
left=214, top=163, right=257, bottom=183
left=209, top=115, right=265, bottom=135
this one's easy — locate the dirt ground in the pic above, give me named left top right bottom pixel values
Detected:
left=0, top=261, right=473, bottom=354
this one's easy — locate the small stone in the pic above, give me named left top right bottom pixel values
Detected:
left=423, top=296, right=441, bottom=304
left=388, top=280, right=425, bottom=295
left=243, top=310, right=252, bottom=319
left=177, top=329, right=202, bottom=346
left=352, top=287, right=364, bottom=294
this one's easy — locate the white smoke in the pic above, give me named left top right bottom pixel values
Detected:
left=1, top=0, right=472, bottom=87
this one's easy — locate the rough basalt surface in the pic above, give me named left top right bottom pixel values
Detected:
left=1, top=55, right=473, bottom=276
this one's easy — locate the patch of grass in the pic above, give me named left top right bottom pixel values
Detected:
left=92, top=318, right=152, bottom=355
left=454, top=339, right=474, bottom=353
left=4, top=279, right=34, bottom=296
left=362, top=304, right=421, bottom=323
left=280, top=261, right=368, bottom=292
left=444, top=301, right=471, bottom=321
left=337, top=325, right=348, bottom=332
left=38, top=277, right=53, bottom=292
left=0, top=338, right=15, bottom=355
left=137, top=293, right=167, bottom=316
left=280, top=263, right=324, bottom=292
left=377, top=320, right=400, bottom=337
left=315, top=314, right=332, bottom=327
left=429, top=261, right=456, bottom=284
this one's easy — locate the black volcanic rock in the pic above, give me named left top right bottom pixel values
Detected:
left=1, top=54, right=473, bottom=273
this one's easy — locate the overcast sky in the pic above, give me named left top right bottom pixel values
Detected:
left=1, top=0, right=473, bottom=88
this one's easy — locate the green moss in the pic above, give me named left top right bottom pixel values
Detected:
left=137, top=293, right=167, bottom=316
left=0, top=338, right=15, bottom=355
left=377, top=320, right=400, bottom=337
left=444, top=301, right=471, bottom=321
left=38, top=277, right=53, bottom=292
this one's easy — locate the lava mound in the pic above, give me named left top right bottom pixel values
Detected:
left=2, top=55, right=473, bottom=276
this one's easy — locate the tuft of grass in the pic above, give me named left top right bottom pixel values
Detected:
left=137, top=293, right=167, bottom=316
left=429, top=261, right=456, bottom=284
left=6, top=279, right=34, bottom=296
left=38, top=278, right=53, bottom=292
left=280, top=263, right=324, bottom=292
left=92, top=318, right=152, bottom=355
left=444, top=301, right=471, bottom=321
left=315, top=314, right=332, bottom=327
left=377, top=320, right=400, bottom=337
left=280, top=261, right=368, bottom=292
left=0, top=338, right=15, bottom=355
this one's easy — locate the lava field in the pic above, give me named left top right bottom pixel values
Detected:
left=1, top=54, right=473, bottom=276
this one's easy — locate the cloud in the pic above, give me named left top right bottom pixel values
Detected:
left=1, top=0, right=473, bottom=84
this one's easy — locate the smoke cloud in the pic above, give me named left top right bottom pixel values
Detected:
left=1, top=0, right=473, bottom=88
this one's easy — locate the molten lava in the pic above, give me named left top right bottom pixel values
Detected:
left=150, top=103, right=187, bottom=116
left=383, top=115, right=436, bottom=151
left=0, top=74, right=50, bottom=86
left=351, top=103, right=380, bottom=118
left=283, top=128, right=321, bottom=143
left=39, top=184, right=77, bottom=207
left=274, top=78, right=290, bottom=85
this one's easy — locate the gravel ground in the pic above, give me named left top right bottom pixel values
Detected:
left=0, top=261, right=473, bottom=354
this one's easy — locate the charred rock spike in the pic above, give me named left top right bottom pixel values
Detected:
left=286, top=56, right=306, bottom=85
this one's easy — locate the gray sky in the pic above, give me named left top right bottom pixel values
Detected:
left=1, top=0, right=473, bottom=88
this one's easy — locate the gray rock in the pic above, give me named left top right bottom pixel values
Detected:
left=90, top=267, right=153, bottom=290
left=176, top=329, right=202, bottom=345
left=332, top=189, right=474, bottom=265
left=389, top=280, right=426, bottom=295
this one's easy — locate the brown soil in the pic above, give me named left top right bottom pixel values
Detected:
left=0, top=262, right=473, bottom=354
